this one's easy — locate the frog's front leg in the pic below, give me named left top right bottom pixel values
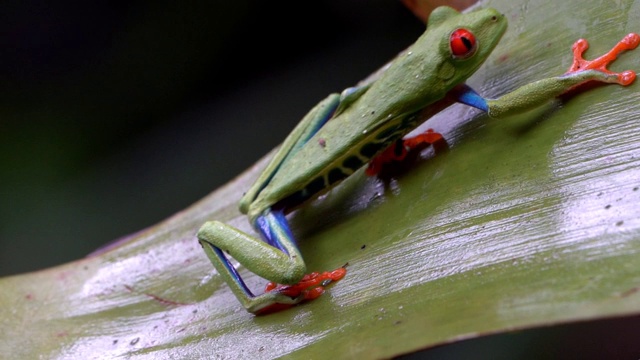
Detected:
left=460, top=33, right=639, bottom=118
left=198, top=209, right=345, bottom=315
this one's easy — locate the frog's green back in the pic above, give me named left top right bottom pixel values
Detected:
left=246, top=6, right=507, bottom=221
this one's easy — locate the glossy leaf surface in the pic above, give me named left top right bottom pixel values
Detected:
left=2, top=0, right=640, bottom=358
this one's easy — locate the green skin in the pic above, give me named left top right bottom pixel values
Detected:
left=197, top=6, right=633, bottom=314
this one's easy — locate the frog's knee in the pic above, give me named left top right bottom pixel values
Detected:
left=197, top=220, right=229, bottom=243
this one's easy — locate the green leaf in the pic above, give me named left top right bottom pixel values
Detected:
left=2, top=0, right=640, bottom=358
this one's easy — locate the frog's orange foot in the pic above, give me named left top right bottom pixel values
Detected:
left=567, top=33, right=640, bottom=85
left=257, top=267, right=347, bottom=314
left=366, top=129, right=446, bottom=176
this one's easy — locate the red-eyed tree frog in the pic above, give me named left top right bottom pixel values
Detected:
left=197, top=6, right=639, bottom=314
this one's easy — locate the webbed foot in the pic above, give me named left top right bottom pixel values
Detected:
left=255, top=267, right=347, bottom=315
left=366, top=129, right=446, bottom=176
left=566, top=33, right=639, bottom=85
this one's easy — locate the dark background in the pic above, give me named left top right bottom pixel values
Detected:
left=0, top=0, right=422, bottom=276
left=1, top=1, right=638, bottom=358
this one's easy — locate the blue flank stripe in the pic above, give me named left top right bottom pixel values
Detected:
left=255, top=209, right=295, bottom=255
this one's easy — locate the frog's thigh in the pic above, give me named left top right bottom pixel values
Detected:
left=198, top=220, right=306, bottom=285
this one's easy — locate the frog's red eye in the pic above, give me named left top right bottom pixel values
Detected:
left=450, top=28, right=477, bottom=59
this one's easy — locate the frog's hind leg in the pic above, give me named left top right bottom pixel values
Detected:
left=366, top=129, right=448, bottom=176
left=198, top=209, right=345, bottom=314
left=239, top=93, right=341, bottom=214
left=240, top=84, right=374, bottom=213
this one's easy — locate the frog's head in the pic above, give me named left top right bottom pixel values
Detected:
left=427, top=6, right=507, bottom=85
